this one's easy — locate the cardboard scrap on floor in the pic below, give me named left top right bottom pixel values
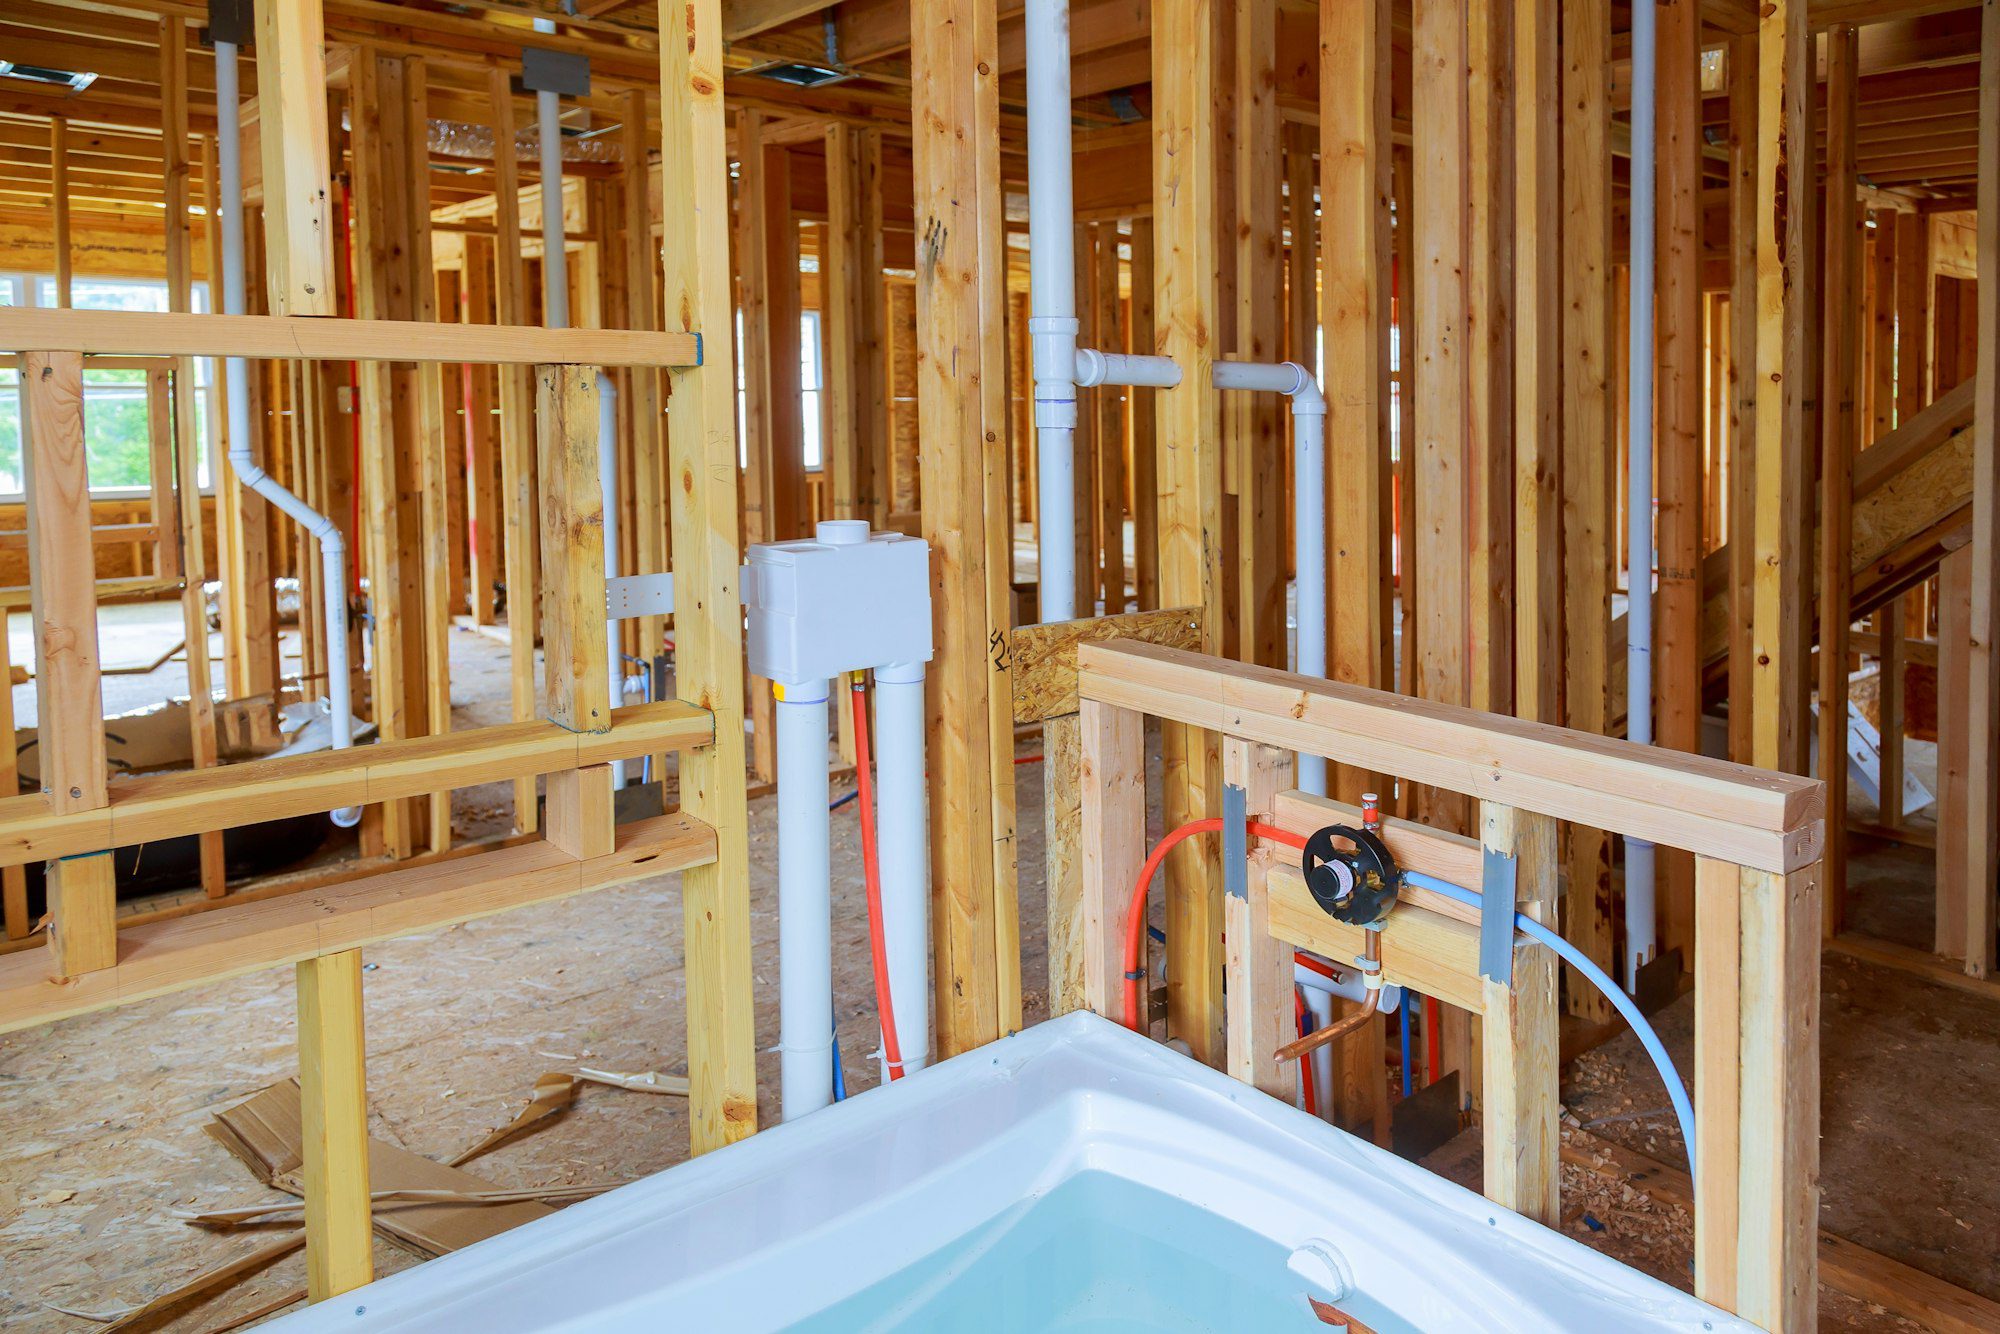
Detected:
left=207, top=1079, right=556, bottom=1259
left=94, top=1066, right=680, bottom=1329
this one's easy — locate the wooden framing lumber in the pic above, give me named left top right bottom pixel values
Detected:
left=1818, top=27, right=1862, bottom=934
left=1938, top=547, right=1972, bottom=958
left=1512, top=0, right=1559, bottom=729
left=21, top=350, right=106, bottom=817
left=1321, top=0, right=1394, bottom=799
left=536, top=366, right=611, bottom=735
left=1751, top=0, right=1811, bottom=778
left=1710, top=861, right=1821, bottom=1328
left=1075, top=696, right=1145, bottom=1021
left=1726, top=33, right=1758, bottom=766
left=1129, top=216, right=1159, bottom=612
left=1962, top=0, right=2000, bottom=978
left=1095, top=222, right=1128, bottom=614
left=0, top=701, right=710, bottom=870
left=0, top=812, right=712, bottom=1035
left=910, top=0, right=1022, bottom=1052
left=254, top=0, right=337, bottom=316
left=545, top=764, right=616, bottom=860
left=489, top=65, right=540, bottom=836
left=1411, top=0, right=1470, bottom=829
left=296, top=948, right=373, bottom=1301
left=1231, top=0, right=1284, bottom=671
left=1561, top=0, right=1615, bottom=1023
left=160, top=21, right=227, bottom=898
left=1043, top=711, right=1087, bottom=1017
left=1655, top=0, right=1703, bottom=962
left=1477, top=801, right=1559, bottom=1226
left=1152, top=0, right=1227, bottom=1064
left=0, top=307, right=701, bottom=367
left=46, top=853, right=115, bottom=977
left=823, top=121, right=864, bottom=525
left=0, top=626, right=22, bottom=941
left=1464, top=0, right=1511, bottom=725
left=760, top=141, right=806, bottom=544
left=1078, top=642, right=1823, bottom=874
left=50, top=119, right=70, bottom=308
left=658, top=0, right=759, bottom=1154
left=1223, top=737, right=1296, bottom=1102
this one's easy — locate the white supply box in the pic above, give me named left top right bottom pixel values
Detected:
left=743, top=520, right=933, bottom=689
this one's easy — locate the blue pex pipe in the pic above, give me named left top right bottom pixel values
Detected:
left=1400, top=870, right=1699, bottom=1179
left=1399, top=992, right=1414, bottom=1098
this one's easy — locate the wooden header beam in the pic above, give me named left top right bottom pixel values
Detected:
left=0, top=308, right=701, bottom=367
left=1077, top=640, right=1824, bottom=873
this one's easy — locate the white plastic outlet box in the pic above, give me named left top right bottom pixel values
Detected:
left=743, top=520, right=933, bottom=689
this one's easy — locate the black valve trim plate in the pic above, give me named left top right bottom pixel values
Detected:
left=1301, top=824, right=1401, bottom=927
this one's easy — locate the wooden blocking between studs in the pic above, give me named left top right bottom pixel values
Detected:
left=546, top=764, right=617, bottom=860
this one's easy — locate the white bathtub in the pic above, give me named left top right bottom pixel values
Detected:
left=275, top=1011, right=1750, bottom=1332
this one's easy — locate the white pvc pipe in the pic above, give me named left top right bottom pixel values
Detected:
left=777, top=678, right=833, bottom=1120
left=1075, top=348, right=1182, bottom=390
left=873, top=660, right=931, bottom=1077
left=216, top=40, right=359, bottom=828
left=534, top=20, right=570, bottom=330
left=597, top=373, right=625, bottom=789
left=1027, top=0, right=1080, bottom=625
left=1213, top=361, right=1328, bottom=794
left=1624, top=0, right=1659, bottom=990
left=1025, top=0, right=1181, bottom=625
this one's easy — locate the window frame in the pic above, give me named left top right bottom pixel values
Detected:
left=0, top=271, right=220, bottom=504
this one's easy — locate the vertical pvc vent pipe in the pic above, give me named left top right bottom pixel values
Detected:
left=216, top=39, right=359, bottom=828
left=1625, top=0, right=1659, bottom=990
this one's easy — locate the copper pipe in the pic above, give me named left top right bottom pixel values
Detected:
left=1274, top=931, right=1382, bottom=1064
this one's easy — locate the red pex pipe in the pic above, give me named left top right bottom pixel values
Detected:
left=850, top=678, right=905, bottom=1081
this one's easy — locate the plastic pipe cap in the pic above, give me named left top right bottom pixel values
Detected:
left=816, top=520, right=870, bottom=546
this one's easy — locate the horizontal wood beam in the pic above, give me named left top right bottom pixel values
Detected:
left=0, top=813, right=715, bottom=1035
left=1077, top=641, right=1824, bottom=872
left=0, top=701, right=713, bottom=868
left=0, top=309, right=702, bottom=367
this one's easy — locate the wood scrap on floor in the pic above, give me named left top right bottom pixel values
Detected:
left=576, top=1067, right=691, bottom=1096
